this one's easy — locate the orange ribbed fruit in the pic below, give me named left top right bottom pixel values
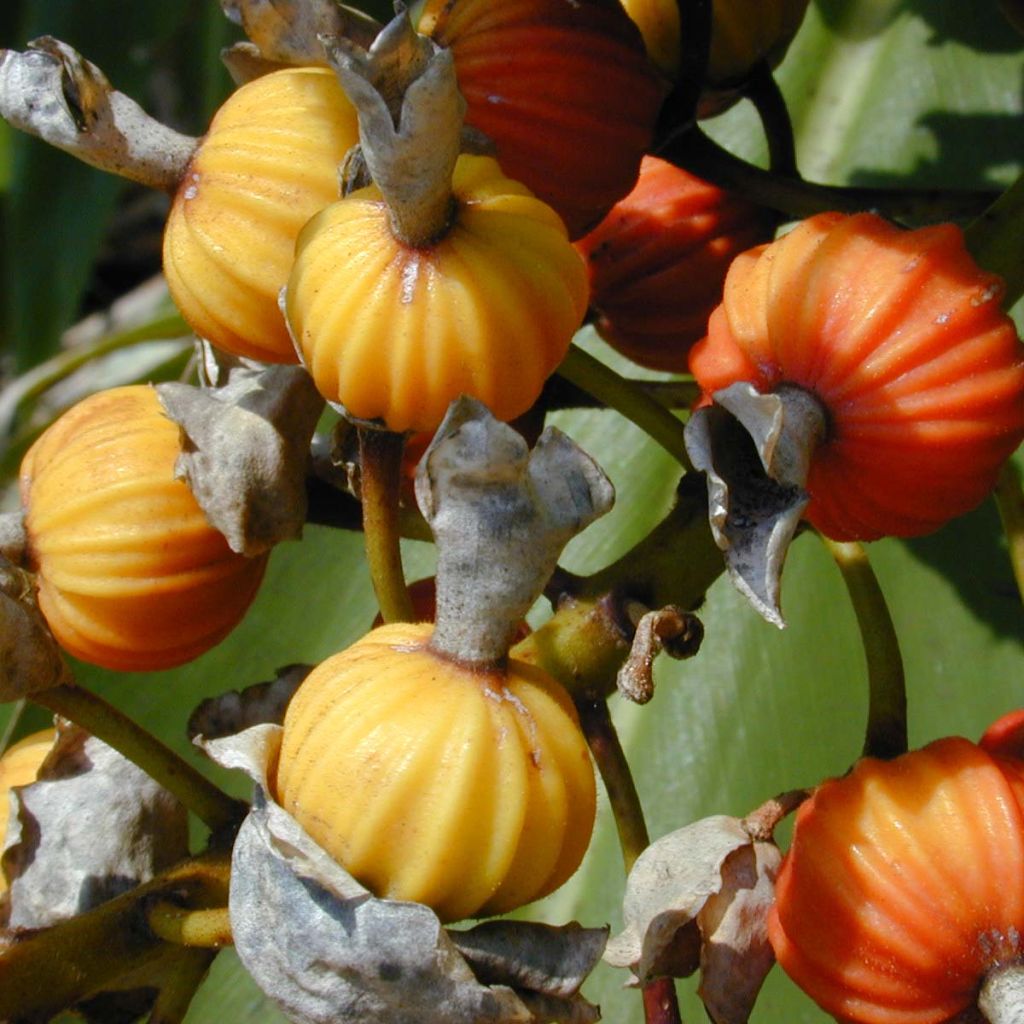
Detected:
left=21, top=386, right=267, bottom=671
left=0, top=729, right=56, bottom=891
left=769, top=737, right=1024, bottom=1024
left=275, top=621, right=596, bottom=922
left=688, top=211, right=1024, bottom=541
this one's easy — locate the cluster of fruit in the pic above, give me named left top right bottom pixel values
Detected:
left=2, top=1, right=1024, bottom=1022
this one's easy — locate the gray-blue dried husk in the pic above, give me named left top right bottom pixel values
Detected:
left=0, top=36, right=195, bottom=189
left=684, top=382, right=826, bottom=628
left=157, top=344, right=325, bottom=557
left=202, top=725, right=604, bottom=1024
left=1, top=721, right=189, bottom=930
left=604, top=815, right=780, bottom=1024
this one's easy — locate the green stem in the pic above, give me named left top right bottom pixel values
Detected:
left=576, top=697, right=683, bottom=1024
left=0, top=852, right=230, bottom=1021
left=821, top=538, right=907, bottom=760
left=147, top=948, right=218, bottom=1024
left=0, top=697, right=27, bottom=753
left=744, top=62, right=797, bottom=178
left=660, top=127, right=998, bottom=225
left=994, top=460, right=1024, bottom=607
left=557, top=345, right=693, bottom=470
left=963, top=169, right=1024, bottom=307
left=31, top=683, right=246, bottom=835
left=358, top=427, right=415, bottom=624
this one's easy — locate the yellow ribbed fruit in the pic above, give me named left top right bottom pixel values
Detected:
left=274, top=622, right=597, bottom=923
left=285, top=154, right=589, bottom=433
left=0, top=729, right=56, bottom=891
left=163, top=67, right=359, bottom=363
left=20, top=386, right=268, bottom=672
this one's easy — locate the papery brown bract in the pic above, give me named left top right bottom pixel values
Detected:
left=575, top=156, right=773, bottom=372
left=20, top=386, right=268, bottom=671
left=411, top=0, right=663, bottom=238
left=688, top=212, right=1024, bottom=541
left=769, top=737, right=1024, bottom=1024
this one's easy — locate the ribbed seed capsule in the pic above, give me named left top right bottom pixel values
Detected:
left=769, top=737, right=1024, bottom=1024
left=274, top=621, right=597, bottom=923
left=20, top=386, right=267, bottom=671
left=162, top=67, right=359, bottom=363
left=285, top=154, right=588, bottom=433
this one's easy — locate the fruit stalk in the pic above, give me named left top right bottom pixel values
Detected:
left=358, top=427, right=415, bottom=624
left=994, top=461, right=1024, bottom=607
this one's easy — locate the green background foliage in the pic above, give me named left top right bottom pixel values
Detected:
left=1, top=1, right=1023, bottom=1022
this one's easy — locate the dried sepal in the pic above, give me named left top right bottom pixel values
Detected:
left=157, top=346, right=325, bottom=556
left=684, top=382, right=826, bottom=627
left=604, top=815, right=780, bottom=1024
left=416, top=397, right=615, bottom=666
left=220, top=0, right=380, bottom=66
left=322, top=10, right=464, bottom=245
left=204, top=725, right=604, bottom=1024
left=0, top=555, right=70, bottom=701
left=616, top=605, right=704, bottom=704
left=187, top=664, right=311, bottom=742
left=2, top=721, right=189, bottom=930
left=0, top=37, right=195, bottom=190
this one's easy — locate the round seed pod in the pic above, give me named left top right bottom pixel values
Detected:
left=0, top=729, right=56, bottom=890
left=274, top=621, right=596, bottom=923
left=20, top=386, right=268, bottom=672
left=285, top=154, right=588, bottom=433
left=574, top=155, right=773, bottom=372
left=769, top=736, right=1024, bottom=1024
left=687, top=211, right=1024, bottom=541
left=162, top=67, right=359, bottom=363
left=411, top=0, right=663, bottom=239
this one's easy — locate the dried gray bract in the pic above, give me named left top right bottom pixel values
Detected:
left=1, top=722, right=189, bottom=930
left=204, top=725, right=604, bottom=1024
left=221, top=0, right=380, bottom=66
left=684, top=382, right=826, bottom=628
left=416, top=397, right=615, bottom=666
left=187, top=664, right=311, bottom=742
left=0, top=555, right=70, bottom=700
left=0, top=37, right=195, bottom=190
left=604, top=815, right=781, bottom=1024
left=157, top=351, right=324, bottom=557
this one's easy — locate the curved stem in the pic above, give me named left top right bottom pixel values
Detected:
left=660, top=127, right=998, bottom=225
left=821, top=538, right=907, bottom=760
left=0, top=697, right=27, bottom=753
left=147, top=948, right=218, bottom=1024
left=994, top=460, right=1024, bottom=607
left=146, top=902, right=233, bottom=948
left=575, top=698, right=682, bottom=1024
left=964, top=169, right=1024, bottom=307
left=744, top=62, right=797, bottom=178
left=31, top=683, right=246, bottom=835
left=358, top=427, right=415, bottom=623
left=557, top=345, right=693, bottom=470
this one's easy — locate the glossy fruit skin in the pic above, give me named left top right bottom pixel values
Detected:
left=163, top=67, right=359, bottom=363
left=574, top=155, right=772, bottom=372
left=688, top=211, right=1024, bottom=541
left=769, top=737, right=1024, bottom=1024
left=286, top=154, right=589, bottom=433
left=20, top=386, right=268, bottom=672
left=411, top=0, right=663, bottom=239
left=619, top=0, right=810, bottom=95
left=275, top=621, right=597, bottom=923
left=0, top=729, right=56, bottom=891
